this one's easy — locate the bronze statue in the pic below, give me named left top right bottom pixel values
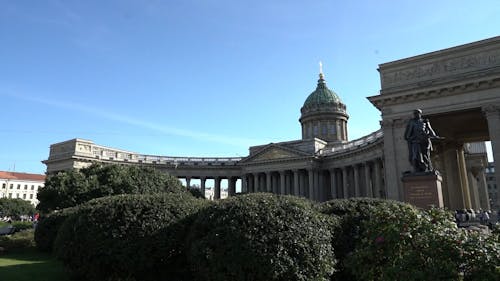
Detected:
left=404, top=109, right=440, bottom=173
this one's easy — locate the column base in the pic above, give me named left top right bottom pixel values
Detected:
left=402, top=171, right=444, bottom=209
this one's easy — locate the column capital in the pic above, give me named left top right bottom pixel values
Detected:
left=380, top=118, right=407, bottom=129
left=482, top=104, right=500, bottom=118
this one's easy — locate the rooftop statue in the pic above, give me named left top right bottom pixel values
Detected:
left=404, top=109, right=442, bottom=173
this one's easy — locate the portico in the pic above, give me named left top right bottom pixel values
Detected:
left=369, top=36, right=500, bottom=210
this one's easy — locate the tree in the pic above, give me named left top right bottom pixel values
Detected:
left=37, top=163, right=184, bottom=213
left=0, top=198, right=36, bottom=219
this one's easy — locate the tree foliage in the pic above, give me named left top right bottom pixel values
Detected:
left=54, top=193, right=210, bottom=281
left=317, top=198, right=410, bottom=281
left=37, top=163, right=184, bottom=212
left=0, top=198, right=36, bottom=219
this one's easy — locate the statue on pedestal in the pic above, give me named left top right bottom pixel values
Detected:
left=404, top=109, right=441, bottom=173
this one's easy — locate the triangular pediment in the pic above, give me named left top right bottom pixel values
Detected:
left=241, top=144, right=310, bottom=163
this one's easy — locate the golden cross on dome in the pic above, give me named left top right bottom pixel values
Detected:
left=319, top=61, right=324, bottom=79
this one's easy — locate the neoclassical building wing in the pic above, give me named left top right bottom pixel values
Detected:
left=44, top=36, right=500, bottom=211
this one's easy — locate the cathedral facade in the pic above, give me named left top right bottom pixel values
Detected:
left=44, top=36, right=500, bottom=211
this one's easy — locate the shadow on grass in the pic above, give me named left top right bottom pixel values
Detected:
left=0, top=248, right=70, bottom=281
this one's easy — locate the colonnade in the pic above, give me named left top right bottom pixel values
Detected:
left=241, top=158, right=385, bottom=202
left=181, top=176, right=240, bottom=199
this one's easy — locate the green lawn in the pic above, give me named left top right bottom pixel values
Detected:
left=0, top=248, right=70, bottom=281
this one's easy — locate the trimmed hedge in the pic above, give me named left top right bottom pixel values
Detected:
left=186, top=193, right=337, bottom=281
left=317, top=198, right=412, bottom=281
left=344, top=206, right=463, bottom=280
left=0, top=229, right=35, bottom=252
left=34, top=207, right=79, bottom=252
left=54, top=193, right=210, bottom=281
left=459, top=227, right=500, bottom=281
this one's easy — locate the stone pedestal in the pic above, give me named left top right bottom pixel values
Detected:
left=402, top=173, right=444, bottom=209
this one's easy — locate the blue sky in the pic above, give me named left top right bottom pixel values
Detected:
left=1, top=0, right=499, bottom=174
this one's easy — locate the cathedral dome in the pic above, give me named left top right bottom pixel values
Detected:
left=302, top=73, right=342, bottom=109
left=299, top=69, right=348, bottom=142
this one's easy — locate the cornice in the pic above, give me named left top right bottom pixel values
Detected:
left=369, top=76, right=500, bottom=110
left=320, top=138, right=384, bottom=162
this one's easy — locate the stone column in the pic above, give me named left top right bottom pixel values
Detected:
left=330, top=169, right=337, bottom=199
left=466, top=165, right=481, bottom=210
left=200, top=177, right=206, bottom=199
left=353, top=165, right=360, bottom=197
left=364, top=162, right=373, bottom=197
left=457, top=146, right=472, bottom=209
left=299, top=171, right=306, bottom=197
left=476, top=166, right=491, bottom=210
left=442, top=142, right=466, bottom=210
left=380, top=118, right=410, bottom=201
left=280, top=171, right=286, bottom=195
left=228, top=177, right=236, bottom=197
left=253, top=173, right=260, bottom=192
left=272, top=173, right=278, bottom=194
left=483, top=104, right=500, bottom=208
left=214, top=177, right=221, bottom=199
left=342, top=167, right=348, bottom=198
left=318, top=170, right=325, bottom=201
left=373, top=159, right=382, bottom=198
left=266, top=172, right=272, bottom=193
left=308, top=169, right=314, bottom=200
left=293, top=170, right=300, bottom=196
left=241, top=174, right=247, bottom=193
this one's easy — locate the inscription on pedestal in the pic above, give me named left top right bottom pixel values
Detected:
left=402, top=173, right=443, bottom=209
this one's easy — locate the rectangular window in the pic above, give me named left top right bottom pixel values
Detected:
left=321, top=124, right=328, bottom=135
left=330, top=124, right=336, bottom=135
left=38, top=185, right=42, bottom=190
left=23, top=194, right=26, bottom=199
left=1, top=183, right=5, bottom=189
left=10, top=184, right=13, bottom=189
left=31, top=185, right=34, bottom=190
left=30, top=194, right=33, bottom=199
left=17, top=184, right=21, bottom=189
left=24, top=184, right=28, bottom=190
left=8, top=193, right=12, bottom=198
left=16, top=193, right=20, bottom=198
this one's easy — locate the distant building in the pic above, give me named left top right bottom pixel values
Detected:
left=203, top=187, right=228, bottom=200
left=486, top=163, right=498, bottom=210
left=189, top=184, right=228, bottom=200
left=0, top=171, right=45, bottom=206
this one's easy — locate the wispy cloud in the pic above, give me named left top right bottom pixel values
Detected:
left=4, top=92, right=264, bottom=148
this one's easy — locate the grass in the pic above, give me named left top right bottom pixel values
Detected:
left=0, top=247, right=70, bottom=281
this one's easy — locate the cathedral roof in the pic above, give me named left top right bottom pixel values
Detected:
left=302, top=73, right=342, bottom=109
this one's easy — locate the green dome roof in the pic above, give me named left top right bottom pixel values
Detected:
left=303, top=74, right=342, bottom=108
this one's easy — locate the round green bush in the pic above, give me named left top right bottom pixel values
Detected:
left=186, top=193, right=337, bottom=281
left=54, top=193, right=210, bottom=281
left=460, top=228, right=500, bottom=281
left=34, top=207, right=79, bottom=252
left=344, top=207, right=463, bottom=281
left=316, top=198, right=411, bottom=281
